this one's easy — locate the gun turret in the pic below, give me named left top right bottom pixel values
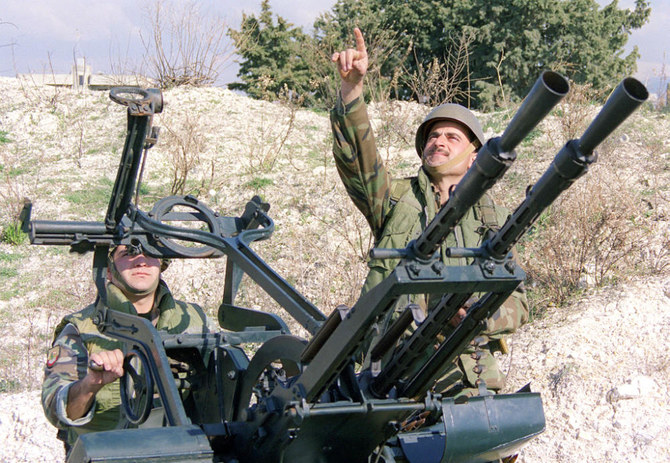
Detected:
left=25, top=75, right=647, bottom=463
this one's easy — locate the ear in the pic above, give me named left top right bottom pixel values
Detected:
left=466, top=149, right=478, bottom=169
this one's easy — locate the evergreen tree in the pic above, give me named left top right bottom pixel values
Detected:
left=314, top=0, right=650, bottom=109
left=229, top=0, right=650, bottom=109
left=228, top=0, right=311, bottom=100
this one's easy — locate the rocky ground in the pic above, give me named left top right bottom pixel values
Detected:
left=0, top=76, right=668, bottom=462
left=503, top=276, right=670, bottom=462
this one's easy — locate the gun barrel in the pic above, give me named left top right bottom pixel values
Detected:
left=31, top=220, right=108, bottom=235
left=412, top=72, right=569, bottom=260
left=499, top=71, right=571, bottom=152
left=28, top=220, right=113, bottom=247
left=579, top=77, right=648, bottom=155
left=485, top=78, right=648, bottom=261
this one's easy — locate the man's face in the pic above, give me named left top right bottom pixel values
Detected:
left=109, top=246, right=161, bottom=295
left=422, top=120, right=476, bottom=176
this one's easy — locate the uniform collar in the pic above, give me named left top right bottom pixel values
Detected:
left=105, top=279, right=172, bottom=316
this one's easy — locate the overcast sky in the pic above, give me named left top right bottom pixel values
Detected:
left=0, top=0, right=667, bottom=91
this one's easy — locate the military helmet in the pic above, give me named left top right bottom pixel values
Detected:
left=415, top=103, right=486, bottom=157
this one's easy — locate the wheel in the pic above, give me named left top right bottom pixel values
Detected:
left=235, top=335, right=306, bottom=421
left=109, top=87, right=163, bottom=114
left=120, top=349, right=154, bottom=425
left=109, top=87, right=150, bottom=106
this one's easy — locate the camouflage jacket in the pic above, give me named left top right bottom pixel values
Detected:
left=42, top=280, right=210, bottom=446
left=331, top=95, right=528, bottom=392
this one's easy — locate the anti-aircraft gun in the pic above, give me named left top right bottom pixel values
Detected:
left=21, top=73, right=648, bottom=463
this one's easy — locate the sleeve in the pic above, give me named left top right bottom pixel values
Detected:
left=482, top=204, right=530, bottom=338
left=330, top=93, right=392, bottom=240
left=41, top=324, right=96, bottom=428
left=485, top=285, right=529, bottom=337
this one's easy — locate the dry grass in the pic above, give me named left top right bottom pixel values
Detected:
left=140, top=0, right=236, bottom=88
left=519, top=164, right=651, bottom=311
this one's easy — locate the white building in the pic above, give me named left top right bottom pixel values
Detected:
left=18, top=58, right=153, bottom=90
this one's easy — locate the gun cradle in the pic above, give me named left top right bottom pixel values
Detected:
left=67, top=319, right=546, bottom=463
left=24, top=74, right=647, bottom=463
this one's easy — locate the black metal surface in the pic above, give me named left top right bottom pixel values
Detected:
left=484, top=77, right=648, bottom=262
left=97, top=311, right=190, bottom=427
left=578, top=77, right=648, bottom=154
left=119, top=349, right=154, bottom=425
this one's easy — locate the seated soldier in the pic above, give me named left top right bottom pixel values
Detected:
left=42, top=245, right=211, bottom=453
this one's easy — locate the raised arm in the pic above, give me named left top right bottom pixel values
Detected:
left=330, top=29, right=391, bottom=239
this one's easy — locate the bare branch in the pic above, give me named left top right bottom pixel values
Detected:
left=140, top=0, right=235, bottom=87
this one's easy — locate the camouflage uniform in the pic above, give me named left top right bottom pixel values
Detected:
left=42, top=280, right=210, bottom=449
left=331, top=95, right=528, bottom=396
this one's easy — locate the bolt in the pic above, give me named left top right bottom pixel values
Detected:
left=484, top=261, right=496, bottom=274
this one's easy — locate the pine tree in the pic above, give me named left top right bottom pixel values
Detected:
left=228, top=0, right=311, bottom=100
left=315, top=0, right=650, bottom=109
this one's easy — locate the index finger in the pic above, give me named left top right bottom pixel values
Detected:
left=353, top=27, right=366, bottom=54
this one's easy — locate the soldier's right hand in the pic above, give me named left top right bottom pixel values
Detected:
left=332, top=28, right=368, bottom=103
left=87, top=349, right=124, bottom=386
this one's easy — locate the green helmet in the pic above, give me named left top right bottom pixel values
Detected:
left=415, top=103, right=486, bottom=157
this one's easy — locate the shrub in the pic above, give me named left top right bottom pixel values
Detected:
left=141, top=0, right=235, bottom=88
left=520, top=164, right=650, bottom=309
left=1, top=222, right=26, bottom=246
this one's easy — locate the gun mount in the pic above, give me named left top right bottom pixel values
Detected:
left=21, top=76, right=648, bottom=462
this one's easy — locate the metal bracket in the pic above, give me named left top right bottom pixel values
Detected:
left=405, top=260, right=446, bottom=281
left=477, top=258, right=520, bottom=279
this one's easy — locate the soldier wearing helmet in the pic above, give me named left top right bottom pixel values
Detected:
left=42, top=245, right=211, bottom=454
left=331, top=28, right=528, bottom=397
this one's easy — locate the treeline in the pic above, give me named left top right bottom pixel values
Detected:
left=229, top=0, right=650, bottom=110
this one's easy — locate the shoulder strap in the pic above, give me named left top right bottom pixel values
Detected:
left=389, top=177, right=413, bottom=208
left=474, top=193, right=500, bottom=234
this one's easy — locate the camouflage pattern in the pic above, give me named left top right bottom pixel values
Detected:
left=331, top=96, right=392, bottom=241
left=42, top=280, right=210, bottom=447
left=331, top=96, right=528, bottom=395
